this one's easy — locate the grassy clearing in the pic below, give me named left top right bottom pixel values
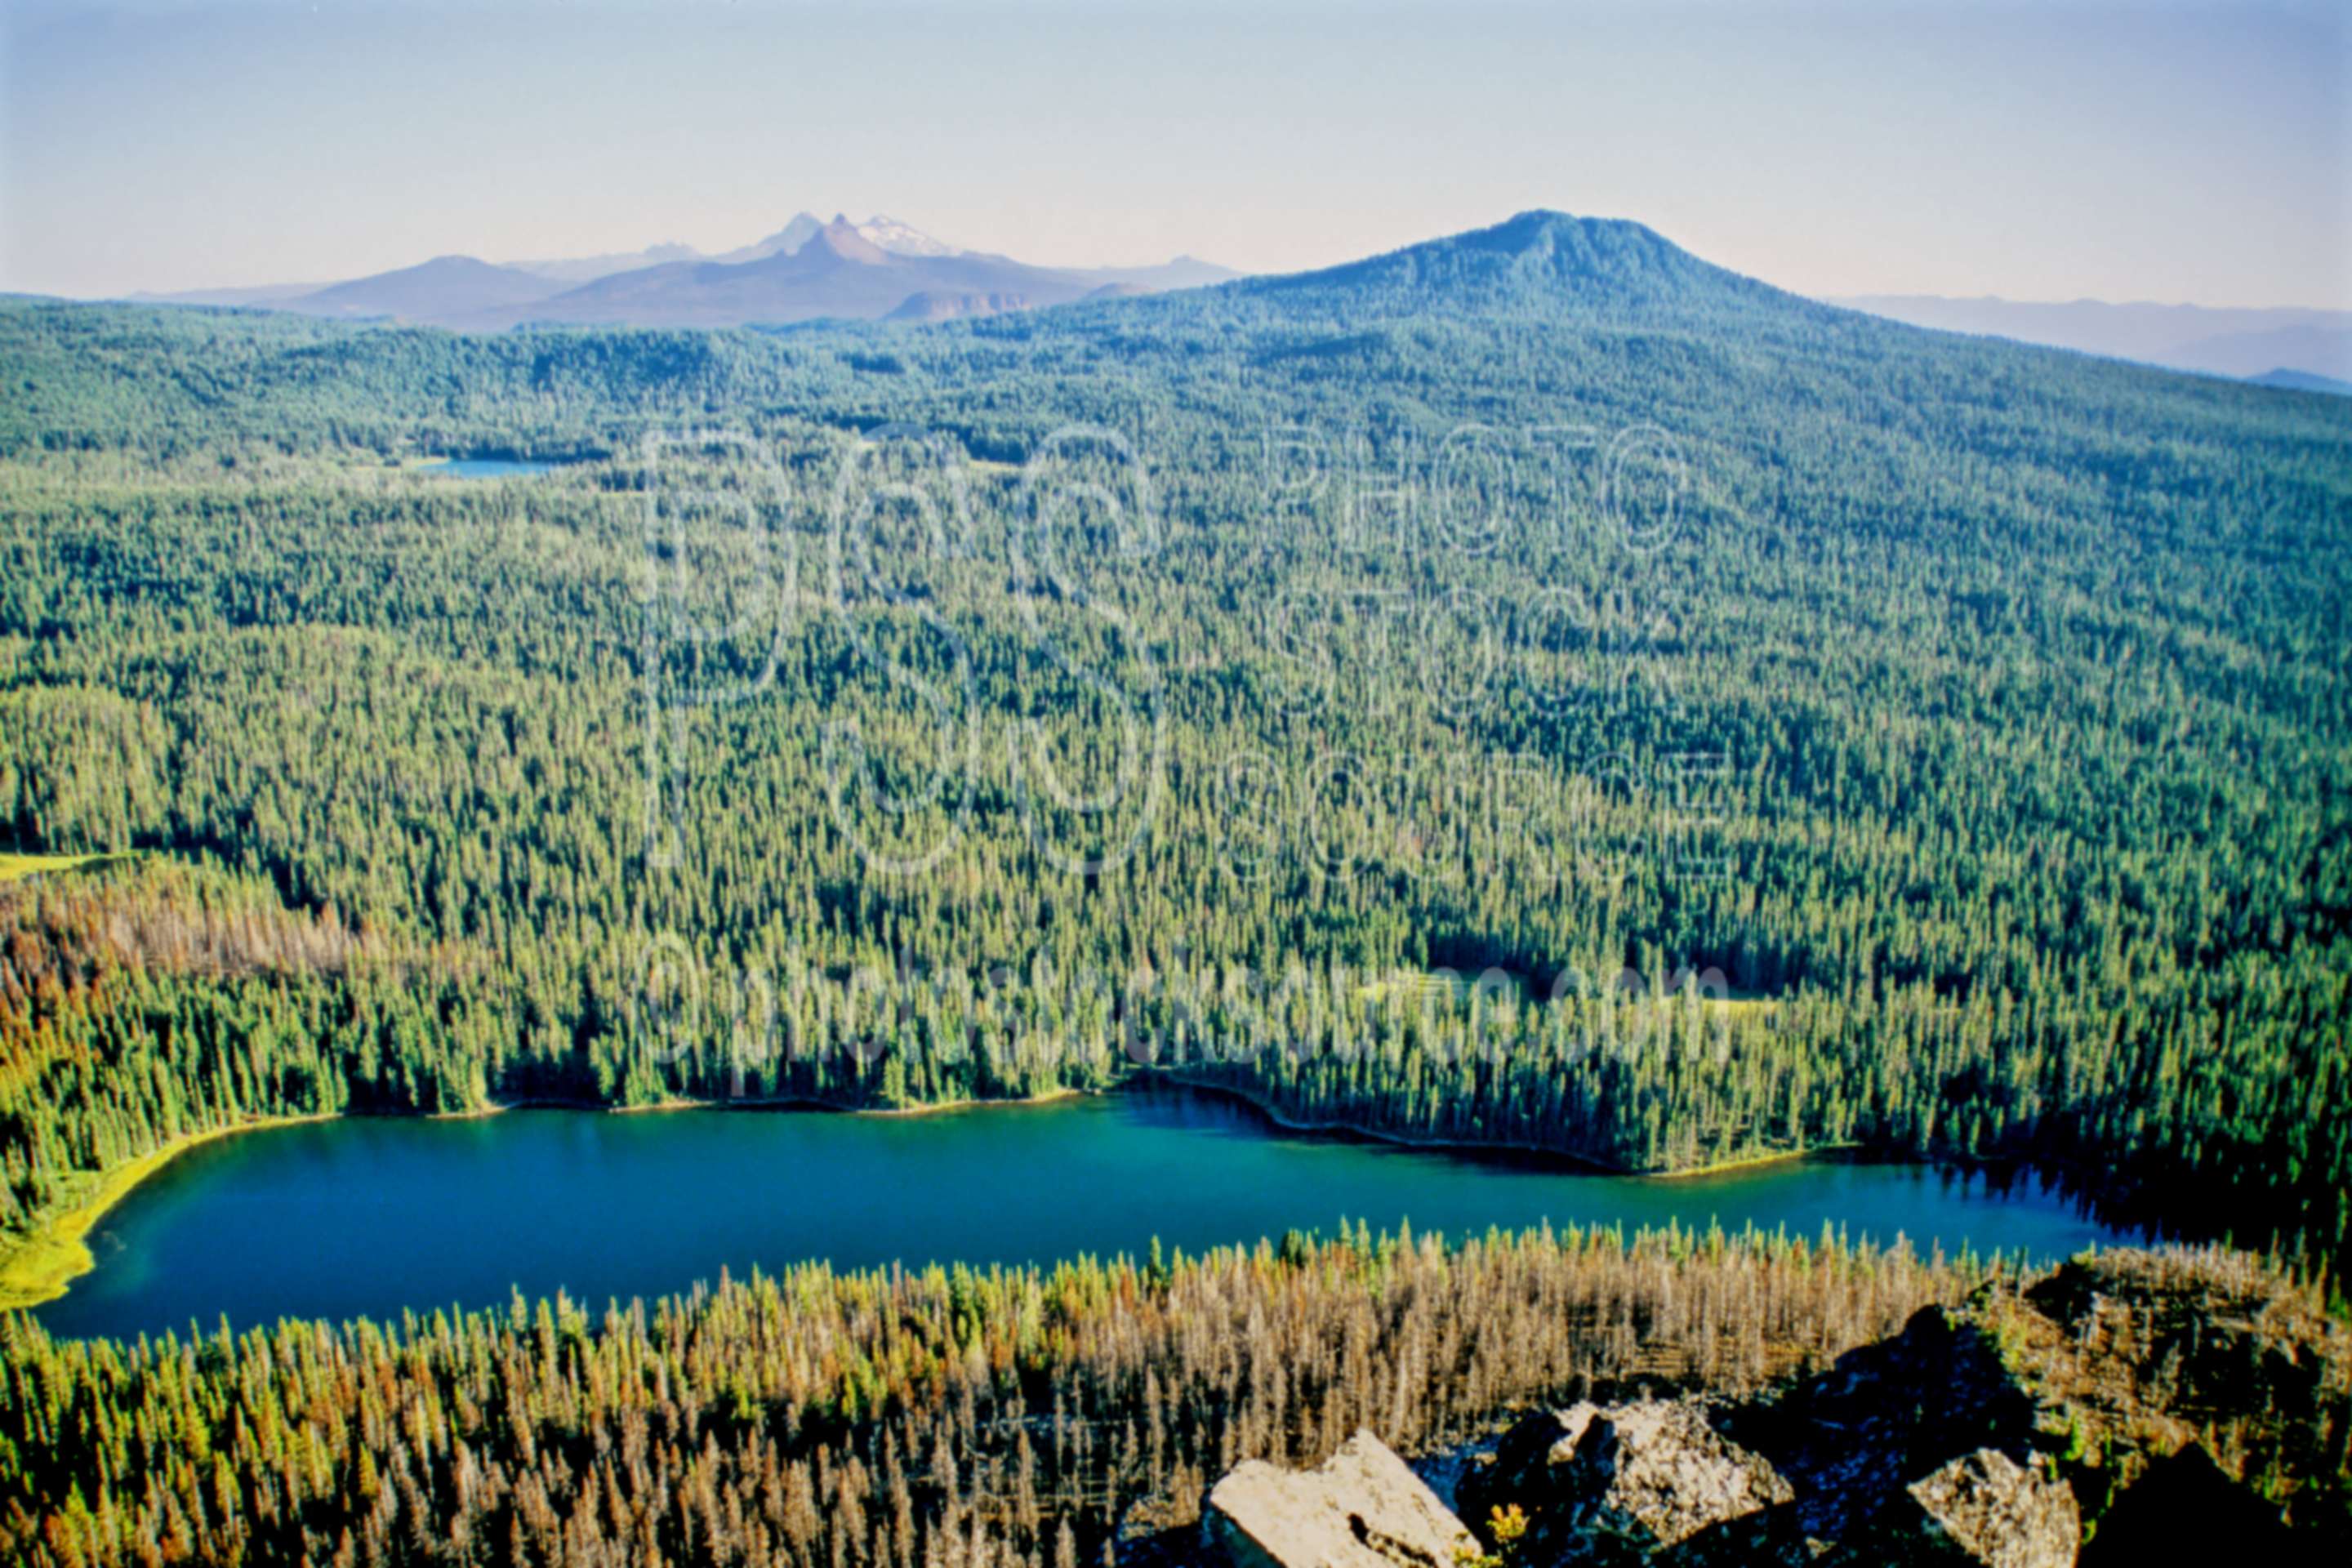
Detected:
left=0, top=851, right=120, bottom=884
left=1716, top=990, right=1780, bottom=1020
left=1647, top=1140, right=1858, bottom=1180
left=1360, top=967, right=1785, bottom=1018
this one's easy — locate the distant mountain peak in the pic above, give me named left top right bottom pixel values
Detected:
left=2246, top=367, right=2352, bottom=395
left=808, top=218, right=893, bottom=265
left=1239, top=208, right=1799, bottom=318
left=283, top=254, right=567, bottom=321
left=388, top=255, right=514, bottom=275
left=710, top=213, right=826, bottom=268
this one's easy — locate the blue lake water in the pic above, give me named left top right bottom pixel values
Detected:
left=38, top=1089, right=2136, bottom=1339
left=416, top=457, right=561, bottom=479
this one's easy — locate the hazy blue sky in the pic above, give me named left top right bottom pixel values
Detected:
left=3, top=0, right=2345, bottom=306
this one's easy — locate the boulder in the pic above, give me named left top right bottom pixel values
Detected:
left=1202, top=1429, right=1472, bottom=1568
left=1461, top=1399, right=1793, bottom=1565
left=1830, top=1447, right=2078, bottom=1567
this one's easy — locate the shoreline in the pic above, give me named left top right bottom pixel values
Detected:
left=0, top=1088, right=1101, bottom=1312
left=0, top=1112, right=336, bottom=1311
left=1647, top=1141, right=1863, bottom=1180
left=1152, top=1072, right=1627, bottom=1173
left=426, top=1085, right=1096, bottom=1121
left=1156, top=1071, right=1847, bottom=1180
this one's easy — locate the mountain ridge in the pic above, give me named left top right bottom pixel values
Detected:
left=479, top=216, right=1098, bottom=328
left=282, top=255, right=569, bottom=320
left=1836, top=292, right=2352, bottom=385
left=123, top=212, right=1240, bottom=329
left=507, top=241, right=702, bottom=283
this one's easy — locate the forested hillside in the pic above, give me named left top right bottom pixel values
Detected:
left=0, top=1223, right=2015, bottom=1566
left=0, top=211, right=2346, bottom=1291
left=5, top=1226, right=2344, bottom=1566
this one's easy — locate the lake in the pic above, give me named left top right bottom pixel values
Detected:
left=415, top=457, right=562, bottom=479
left=37, top=1088, right=2136, bottom=1339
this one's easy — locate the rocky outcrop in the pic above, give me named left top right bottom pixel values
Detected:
left=1194, top=1249, right=2343, bottom=1568
left=1828, top=1447, right=2078, bottom=1567
left=1459, top=1379, right=2068, bottom=1566
left=1453, top=1303, right=2056, bottom=1563
left=1202, top=1429, right=1472, bottom=1568
left=1458, top=1401, right=1790, bottom=1564
left=1988, top=1247, right=2352, bottom=1534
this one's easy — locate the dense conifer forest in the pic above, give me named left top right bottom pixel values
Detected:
left=0, top=210, right=2345, bottom=1557
left=3, top=215, right=2345, bottom=1275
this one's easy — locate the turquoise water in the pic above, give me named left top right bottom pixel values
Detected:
left=416, top=457, right=559, bottom=479
left=37, top=1089, right=2135, bottom=1339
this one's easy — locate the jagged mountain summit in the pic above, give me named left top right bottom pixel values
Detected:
left=709, top=212, right=828, bottom=266
left=707, top=212, right=961, bottom=265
